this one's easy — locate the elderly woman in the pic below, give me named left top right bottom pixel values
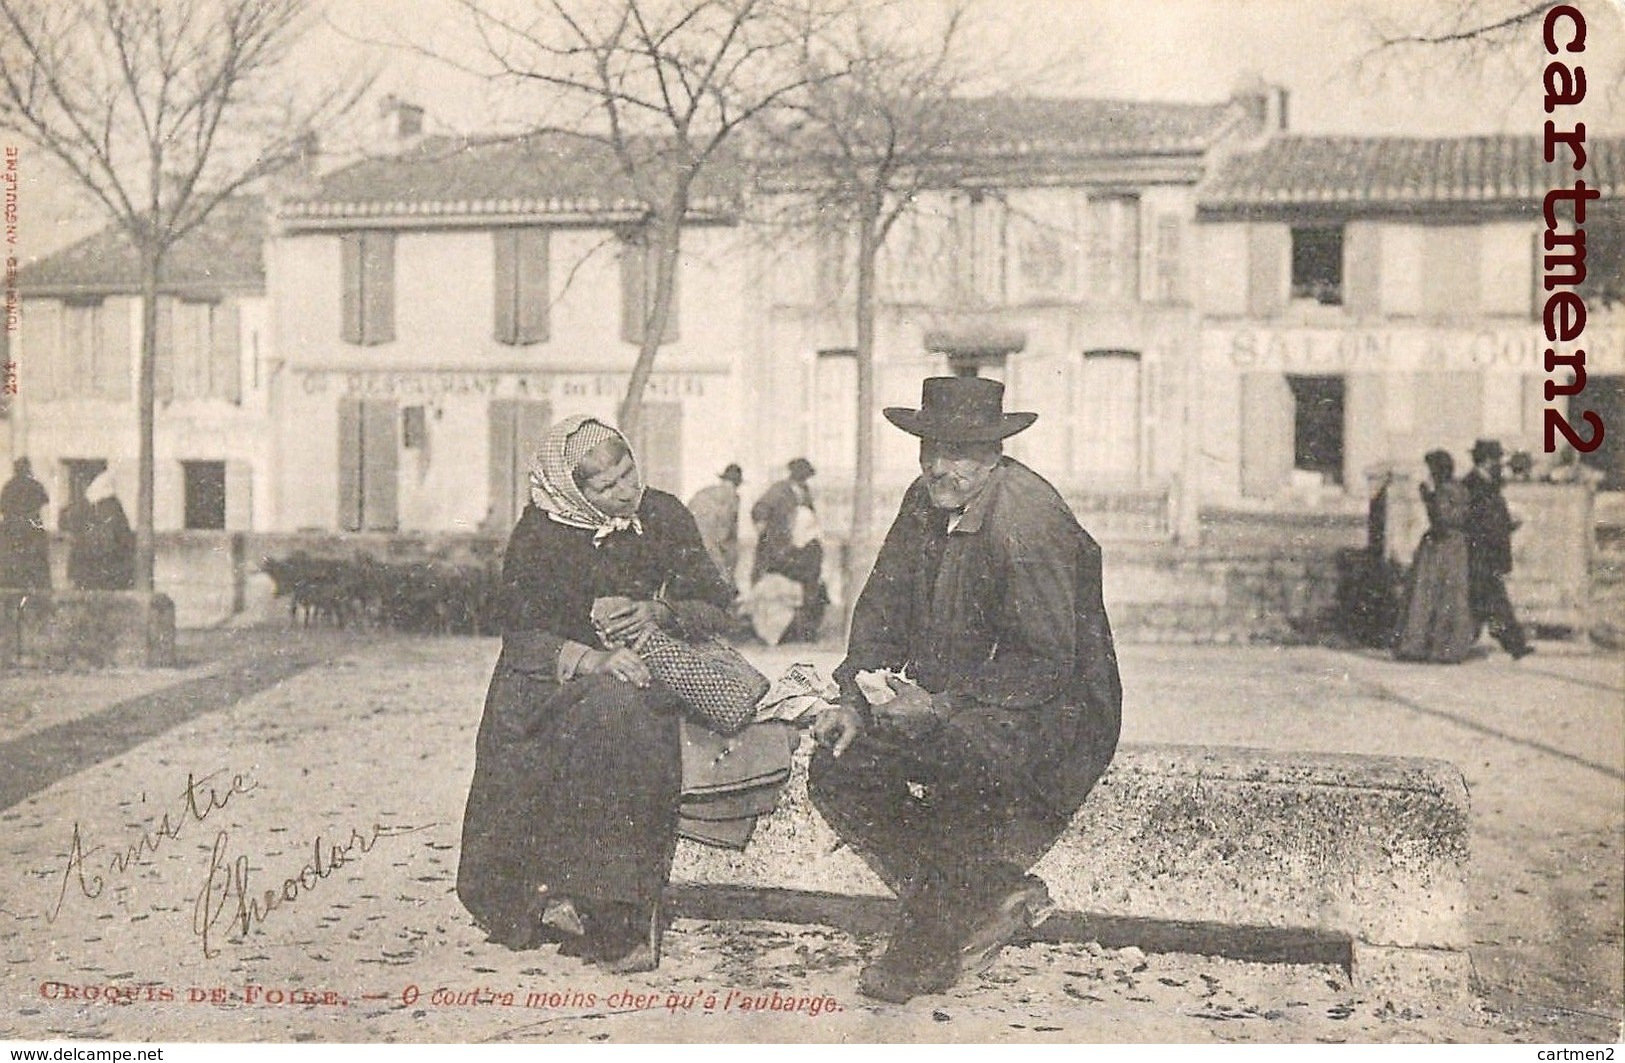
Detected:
left=457, top=415, right=733, bottom=972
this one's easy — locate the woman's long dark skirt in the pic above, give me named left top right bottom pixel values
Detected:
left=457, top=664, right=683, bottom=946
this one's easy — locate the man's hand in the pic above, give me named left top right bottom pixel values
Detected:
left=593, top=597, right=669, bottom=646
left=579, top=647, right=651, bottom=688
left=812, top=703, right=865, bottom=758
left=872, top=674, right=937, bottom=723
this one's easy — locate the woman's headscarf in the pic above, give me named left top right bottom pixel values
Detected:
left=528, top=414, right=644, bottom=545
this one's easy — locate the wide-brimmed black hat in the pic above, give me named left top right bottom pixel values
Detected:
left=884, top=377, right=1036, bottom=442
left=1471, top=439, right=1504, bottom=464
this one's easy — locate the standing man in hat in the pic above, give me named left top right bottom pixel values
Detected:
left=809, top=377, right=1122, bottom=1003
left=0, top=457, right=51, bottom=590
left=750, top=457, right=826, bottom=642
left=1462, top=439, right=1534, bottom=659
left=687, top=463, right=745, bottom=592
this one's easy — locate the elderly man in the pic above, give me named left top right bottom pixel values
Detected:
left=809, top=376, right=1122, bottom=1003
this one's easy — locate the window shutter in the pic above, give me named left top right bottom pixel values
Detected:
left=154, top=297, right=175, bottom=402
left=1119, top=199, right=1140, bottom=303
left=224, top=459, right=253, bottom=531
left=362, top=233, right=396, bottom=345
left=97, top=297, right=131, bottom=399
left=487, top=399, right=517, bottom=528
left=493, top=231, right=518, bottom=345
left=210, top=300, right=241, bottom=402
left=1153, top=214, right=1183, bottom=304
left=337, top=397, right=363, bottom=531
left=621, top=235, right=646, bottom=344
left=1422, top=225, right=1481, bottom=318
left=20, top=299, right=59, bottom=400
left=1247, top=224, right=1289, bottom=318
left=1240, top=371, right=1293, bottom=499
left=361, top=399, right=398, bottom=530
left=516, top=400, right=552, bottom=495
left=516, top=228, right=550, bottom=344
left=340, top=232, right=364, bottom=344
left=631, top=401, right=683, bottom=494
left=657, top=247, right=679, bottom=344
left=1343, top=223, right=1382, bottom=318
left=64, top=301, right=96, bottom=394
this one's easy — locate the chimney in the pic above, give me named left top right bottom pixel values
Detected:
left=1231, top=75, right=1289, bottom=137
left=379, top=94, right=426, bottom=146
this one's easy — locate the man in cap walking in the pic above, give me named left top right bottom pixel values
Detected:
left=687, top=463, right=745, bottom=592
left=809, top=376, right=1122, bottom=1002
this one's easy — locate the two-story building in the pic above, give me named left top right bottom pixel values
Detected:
left=1194, top=134, right=1625, bottom=514
left=748, top=92, right=1280, bottom=540
left=270, top=131, right=748, bottom=534
left=13, top=196, right=273, bottom=534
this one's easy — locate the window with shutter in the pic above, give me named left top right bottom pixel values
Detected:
left=210, top=301, right=241, bottom=402
left=1153, top=215, right=1183, bottom=304
left=336, top=398, right=400, bottom=531
left=361, top=399, right=398, bottom=530
left=1086, top=196, right=1139, bottom=304
left=619, top=232, right=678, bottom=345
left=21, top=300, right=60, bottom=400
left=155, top=297, right=175, bottom=402
left=1290, top=226, right=1344, bottom=305
left=494, top=229, right=551, bottom=346
left=341, top=232, right=396, bottom=345
left=1247, top=224, right=1290, bottom=318
left=63, top=298, right=99, bottom=395
left=1287, top=374, right=1345, bottom=485
left=1074, top=350, right=1142, bottom=485
left=337, top=397, right=363, bottom=531
left=97, top=296, right=131, bottom=400
left=487, top=399, right=552, bottom=527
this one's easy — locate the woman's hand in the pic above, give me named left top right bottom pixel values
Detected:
left=593, top=597, right=670, bottom=646
left=812, top=702, right=865, bottom=758
left=580, top=647, right=651, bottom=688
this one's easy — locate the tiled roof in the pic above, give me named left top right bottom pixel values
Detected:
left=932, top=96, right=1246, bottom=157
left=19, top=196, right=266, bottom=295
left=282, top=132, right=743, bottom=224
left=285, top=97, right=1246, bottom=223
left=1200, top=135, right=1625, bottom=210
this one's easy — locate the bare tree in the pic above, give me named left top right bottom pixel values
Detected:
left=758, top=0, right=976, bottom=626
left=450, top=0, right=846, bottom=438
left=0, top=0, right=367, bottom=591
left=1365, top=0, right=1625, bottom=87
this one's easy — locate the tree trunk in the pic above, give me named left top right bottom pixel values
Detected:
left=844, top=203, right=881, bottom=636
left=135, top=242, right=162, bottom=593
left=618, top=193, right=688, bottom=438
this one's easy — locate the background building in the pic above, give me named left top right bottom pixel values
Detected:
left=270, top=129, right=747, bottom=535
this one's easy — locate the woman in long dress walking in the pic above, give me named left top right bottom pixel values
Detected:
left=1393, top=449, right=1475, bottom=663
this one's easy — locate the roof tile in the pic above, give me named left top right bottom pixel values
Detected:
left=1201, top=135, right=1624, bottom=209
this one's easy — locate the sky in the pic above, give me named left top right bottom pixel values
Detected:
left=9, top=0, right=1624, bottom=264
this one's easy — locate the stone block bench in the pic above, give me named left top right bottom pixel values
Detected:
left=0, top=591, right=177, bottom=668
left=670, top=739, right=1471, bottom=1001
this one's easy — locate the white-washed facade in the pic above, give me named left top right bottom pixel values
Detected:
left=1193, top=136, right=1625, bottom=517
left=10, top=198, right=273, bottom=535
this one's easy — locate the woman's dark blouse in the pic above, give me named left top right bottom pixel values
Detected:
left=497, top=488, right=734, bottom=673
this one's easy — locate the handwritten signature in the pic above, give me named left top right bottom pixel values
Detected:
left=191, top=822, right=429, bottom=958
left=49, top=769, right=257, bottom=922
